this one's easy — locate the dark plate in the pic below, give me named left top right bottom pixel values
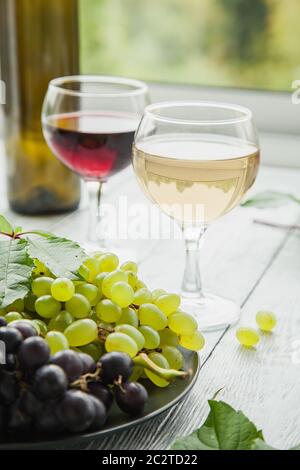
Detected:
left=0, top=350, right=199, bottom=450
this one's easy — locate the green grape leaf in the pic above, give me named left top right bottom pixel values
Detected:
left=171, top=431, right=212, bottom=450
left=0, top=215, right=13, bottom=235
left=251, top=438, right=276, bottom=450
left=26, top=235, right=87, bottom=280
left=0, top=239, right=34, bottom=309
left=241, top=191, right=300, bottom=209
left=171, top=400, right=265, bottom=450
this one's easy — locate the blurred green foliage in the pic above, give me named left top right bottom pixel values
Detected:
left=80, top=0, right=300, bottom=91
left=214, top=0, right=269, bottom=63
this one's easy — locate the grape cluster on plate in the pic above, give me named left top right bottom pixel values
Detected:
left=0, top=250, right=205, bottom=437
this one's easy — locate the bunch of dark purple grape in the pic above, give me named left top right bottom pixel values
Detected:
left=0, top=319, right=148, bottom=438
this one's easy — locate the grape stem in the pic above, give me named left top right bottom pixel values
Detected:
left=98, top=326, right=113, bottom=342
left=71, top=366, right=102, bottom=392
left=212, top=387, right=225, bottom=400
left=114, top=375, right=125, bottom=392
left=133, top=353, right=191, bottom=381
left=0, top=231, right=21, bottom=239
left=0, top=229, right=53, bottom=239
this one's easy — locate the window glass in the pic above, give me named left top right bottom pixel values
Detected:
left=80, top=0, right=300, bottom=91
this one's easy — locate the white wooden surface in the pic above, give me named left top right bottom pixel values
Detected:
left=0, top=143, right=300, bottom=449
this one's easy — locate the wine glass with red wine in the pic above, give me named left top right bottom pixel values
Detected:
left=42, top=75, right=149, bottom=249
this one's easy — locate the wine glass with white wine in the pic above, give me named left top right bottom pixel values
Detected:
left=133, top=101, right=260, bottom=331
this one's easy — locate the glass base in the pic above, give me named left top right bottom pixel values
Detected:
left=181, top=293, right=240, bottom=332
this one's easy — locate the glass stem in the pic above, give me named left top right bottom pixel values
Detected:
left=181, top=225, right=206, bottom=299
left=85, top=180, right=105, bottom=246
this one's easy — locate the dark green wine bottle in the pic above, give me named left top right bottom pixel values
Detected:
left=0, top=0, right=81, bottom=215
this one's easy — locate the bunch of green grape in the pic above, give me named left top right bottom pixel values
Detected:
left=0, top=252, right=205, bottom=388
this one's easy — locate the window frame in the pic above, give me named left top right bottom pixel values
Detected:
left=149, top=82, right=298, bottom=135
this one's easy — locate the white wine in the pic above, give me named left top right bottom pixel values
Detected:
left=133, top=134, right=259, bottom=224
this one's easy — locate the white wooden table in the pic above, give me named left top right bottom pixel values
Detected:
left=1, top=146, right=300, bottom=450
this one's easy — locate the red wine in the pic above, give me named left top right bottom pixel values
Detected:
left=43, top=112, right=140, bottom=181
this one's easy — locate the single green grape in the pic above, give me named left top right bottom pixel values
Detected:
left=51, top=277, right=75, bottom=302
left=149, top=351, right=169, bottom=368
left=101, top=270, right=128, bottom=298
left=48, top=310, right=74, bottom=332
left=96, top=299, right=122, bottom=323
left=78, top=264, right=90, bottom=281
left=32, top=277, right=53, bottom=297
left=152, top=289, right=166, bottom=302
left=130, top=365, right=144, bottom=382
left=135, top=279, right=146, bottom=290
left=159, top=328, right=179, bottom=346
left=93, top=272, right=107, bottom=294
left=105, top=332, right=138, bottom=358
left=133, top=288, right=152, bottom=306
left=35, top=295, right=61, bottom=319
left=64, top=319, right=98, bottom=347
left=168, top=311, right=197, bottom=335
left=5, top=312, right=23, bottom=323
left=24, top=293, right=37, bottom=313
left=179, top=330, right=205, bottom=351
left=155, top=293, right=180, bottom=316
left=45, top=331, right=69, bottom=355
left=9, top=318, right=36, bottom=328
left=236, top=327, right=260, bottom=348
left=256, top=311, right=277, bottom=332
left=79, top=341, right=103, bottom=362
left=98, top=252, right=119, bottom=273
left=32, top=319, right=48, bottom=337
left=82, top=257, right=101, bottom=282
left=127, top=272, right=139, bottom=290
left=116, top=307, right=139, bottom=328
left=6, top=299, right=24, bottom=313
left=139, top=325, right=160, bottom=349
left=115, top=324, right=145, bottom=350
left=161, top=345, right=184, bottom=370
left=139, top=303, right=168, bottom=331
left=145, top=352, right=170, bottom=387
left=110, top=282, right=134, bottom=308
left=65, top=294, right=91, bottom=319
left=72, top=280, right=84, bottom=288
left=144, top=369, right=170, bottom=388
left=91, top=251, right=105, bottom=259
left=76, top=283, right=102, bottom=306
left=120, top=261, right=138, bottom=274
left=20, top=311, right=33, bottom=320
